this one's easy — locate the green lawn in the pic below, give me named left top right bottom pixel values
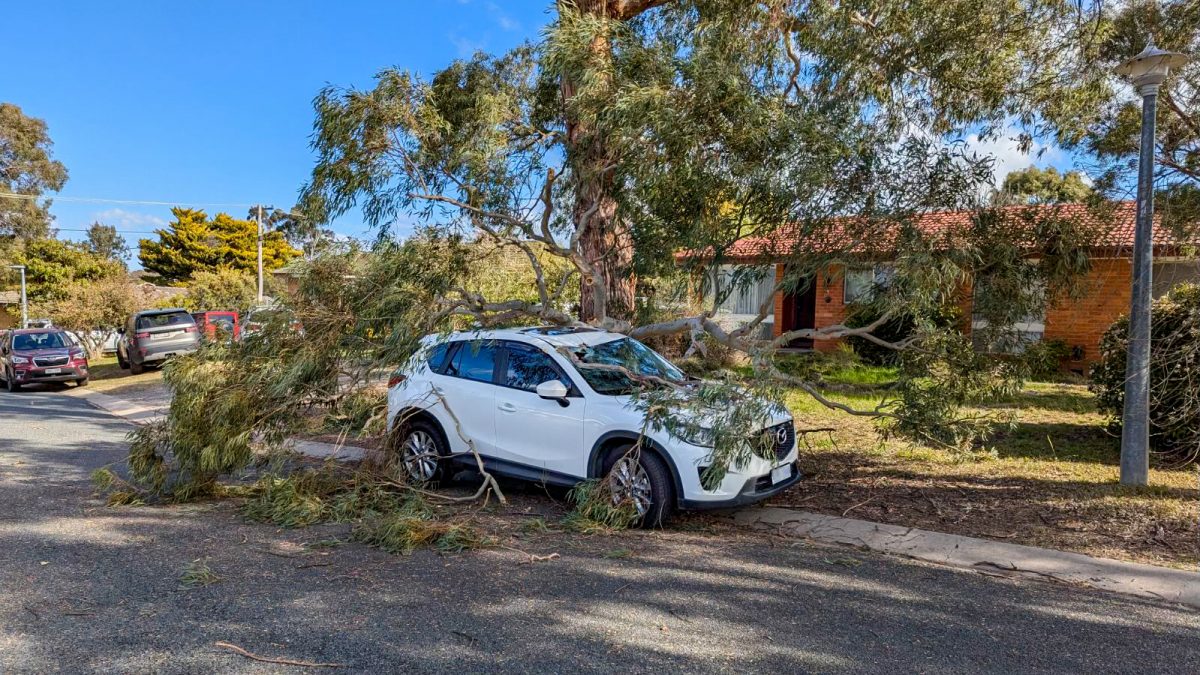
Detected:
left=86, top=355, right=166, bottom=395
left=760, top=355, right=1198, bottom=569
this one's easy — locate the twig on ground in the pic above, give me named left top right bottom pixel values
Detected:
left=214, top=641, right=343, bottom=669
left=841, top=496, right=876, bottom=517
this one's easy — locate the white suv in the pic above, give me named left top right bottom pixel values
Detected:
left=385, top=326, right=799, bottom=525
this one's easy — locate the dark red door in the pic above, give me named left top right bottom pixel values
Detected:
left=781, top=278, right=817, bottom=349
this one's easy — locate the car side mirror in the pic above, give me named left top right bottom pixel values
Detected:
left=536, top=380, right=570, bottom=406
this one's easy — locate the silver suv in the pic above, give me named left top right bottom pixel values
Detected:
left=117, top=309, right=200, bottom=374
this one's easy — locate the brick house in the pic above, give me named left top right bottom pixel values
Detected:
left=702, top=202, right=1199, bottom=371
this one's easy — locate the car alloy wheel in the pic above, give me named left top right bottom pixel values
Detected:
left=401, top=429, right=441, bottom=483
left=609, top=455, right=653, bottom=517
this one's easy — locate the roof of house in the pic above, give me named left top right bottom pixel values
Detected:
left=0, top=291, right=20, bottom=305
left=697, top=201, right=1192, bottom=262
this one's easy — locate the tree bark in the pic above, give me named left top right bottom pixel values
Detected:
left=559, top=0, right=664, bottom=323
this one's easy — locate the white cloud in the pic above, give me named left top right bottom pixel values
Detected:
left=91, top=208, right=168, bottom=230
left=486, top=2, right=520, bottom=31
left=449, top=34, right=484, bottom=58
left=961, top=129, right=1068, bottom=187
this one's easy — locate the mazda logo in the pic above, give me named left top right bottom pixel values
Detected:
left=774, top=426, right=789, bottom=446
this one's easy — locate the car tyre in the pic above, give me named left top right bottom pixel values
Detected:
left=390, top=419, right=449, bottom=484
left=117, top=352, right=129, bottom=369
left=129, top=358, right=145, bottom=375
left=603, top=444, right=675, bottom=528
left=5, top=370, right=21, bottom=393
left=76, top=378, right=89, bottom=387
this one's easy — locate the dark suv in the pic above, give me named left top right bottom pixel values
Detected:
left=117, top=309, right=200, bottom=374
left=0, top=329, right=90, bottom=392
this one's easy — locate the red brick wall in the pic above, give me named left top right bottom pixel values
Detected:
left=770, top=264, right=848, bottom=351
left=767, top=260, right=1131, bottom=368
left=1043, top=258, right=1132, bottom=368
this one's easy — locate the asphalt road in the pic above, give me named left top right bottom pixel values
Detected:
left=2, top=387, right=1199, bottom=674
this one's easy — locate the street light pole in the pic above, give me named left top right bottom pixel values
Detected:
left=256, top=205, right=264, bottom=304
left=6, top=265, right=27, bottom=328
left=1114, top=40, right=1191, bottom=486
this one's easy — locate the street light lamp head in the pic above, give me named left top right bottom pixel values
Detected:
left=1116, top=40, right=1191, bottom=95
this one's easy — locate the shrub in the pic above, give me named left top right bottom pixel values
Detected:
left=1091, top=283, right=1200, bottom=467
left=1022, top=339, right=1071, bottom=380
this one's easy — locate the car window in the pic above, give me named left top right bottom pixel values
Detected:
left=12, top=332, right=70, bottom=350
left=572, top=337, right=687, bottom=395
left=136, top=312, right=194, bottom=330
left=504, top=344, right=566, bottom=392
left=445, top=341, right=497, bottom=383
left=426, top=342, right=451, bottom=373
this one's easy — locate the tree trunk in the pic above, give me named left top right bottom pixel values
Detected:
left=559, top=0, right=648, bottom=324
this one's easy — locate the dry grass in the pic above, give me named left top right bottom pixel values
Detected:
left=777, top=377, right=1199, bottom=569
left=86, top=355, right=165, bottom=395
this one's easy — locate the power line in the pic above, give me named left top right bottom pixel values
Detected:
left=0, top=191, right=259, bottom=208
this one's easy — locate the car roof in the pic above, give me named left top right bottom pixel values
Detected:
left=435, top=326, right=625, bottom=349
left=10, top=328, right=66, bottom=335
left=136, top=307, right=190, bottom=316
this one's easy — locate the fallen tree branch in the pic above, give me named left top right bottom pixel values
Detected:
left=214, top=641, right=343, bottom=669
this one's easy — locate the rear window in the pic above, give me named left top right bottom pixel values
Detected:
left=12, top=332, right=71, bottom=350
left=137, top=312, right=194, bottom=330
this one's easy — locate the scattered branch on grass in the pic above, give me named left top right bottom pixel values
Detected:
left=179, top=558, right=220, bottom=588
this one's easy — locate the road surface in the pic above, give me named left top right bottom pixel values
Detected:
left=1, top=387, right=1198, bottom=673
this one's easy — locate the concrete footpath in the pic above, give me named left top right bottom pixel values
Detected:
left=73, top=384, right=1199, bottom=612
left=736, top=508, right=1200, bottom=610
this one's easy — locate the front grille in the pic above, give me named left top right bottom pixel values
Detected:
left=753, top=421, right=795, bottom=461
left=34, top=356, right=69, bottom=367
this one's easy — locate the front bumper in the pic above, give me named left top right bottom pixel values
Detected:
left=13, top=365, right=88, bottom=383
left=680, top=461, right=802, bottom=510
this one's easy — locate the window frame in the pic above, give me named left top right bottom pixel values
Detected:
left=440, top=339, right=502, bottom=385
left=843, top=264, right=893, bottom=305
left=497, top=340, right=581, bottom=397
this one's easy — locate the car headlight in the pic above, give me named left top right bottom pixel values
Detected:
left=673, top=425, right=715, bottom=448
left=11, top=355, right=31, bottom=365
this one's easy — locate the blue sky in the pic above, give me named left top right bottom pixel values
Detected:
left=1, top=0, right=551, bottom=264
left=3, top=1, right=1081, bottom=268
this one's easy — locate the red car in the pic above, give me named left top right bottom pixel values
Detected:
left=191, top=310, right=240, bottom=340
left=0, top=328, right=90, bottom=392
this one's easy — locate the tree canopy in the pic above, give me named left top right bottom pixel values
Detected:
left=84, top=222, right=129, bottom=262
left=998, top=166, right=1095, bottom=204
left=138, top=207, right=300, bottom=283
left=180, top=268, right=262, bottom=314
left=1047, top=0, right=1199, bottom=236
left=0, top=103, right=68, bottom=240
left=12, top=237, right=124, bottom=303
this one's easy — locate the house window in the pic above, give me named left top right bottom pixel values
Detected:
left=711, top=265, right=776, bottom=315
left=971, top=279, right=1046, bottom=354
left=844, top=264, right=893, bottom=304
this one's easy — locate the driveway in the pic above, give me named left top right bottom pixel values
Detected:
left=1, top=388, right=1198, bottom=673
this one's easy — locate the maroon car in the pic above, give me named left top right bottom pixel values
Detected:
left=0, top=329, right=90, bottom=392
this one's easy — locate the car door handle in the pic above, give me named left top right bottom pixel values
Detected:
left=497, top=402, right=517, bottom=413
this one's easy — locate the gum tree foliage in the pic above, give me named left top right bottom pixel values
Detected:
left=138, top=208, right=300, bottom=283
left=1046, top=0, right=1200, bottom=238
left=126, top=236, right=471, bottom=499
left=0, top=103, right=68, bottom=241
left=127, top=1, right=1116, bottom=501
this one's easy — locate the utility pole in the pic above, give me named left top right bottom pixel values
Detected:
left=1114, top=40, right=1190, bottom=486
left=256, top=205, right=265, bottom=304
left=6, top=265, right=27, bottom=328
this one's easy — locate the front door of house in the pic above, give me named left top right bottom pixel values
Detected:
left=780, top=277, right=817, bottom=349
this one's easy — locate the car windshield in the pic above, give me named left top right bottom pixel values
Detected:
left=12, top=332, right=70, bottom=350
left=572, top=337, right=687, bottom=395
left=137, top=312, right=193, bottom=330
